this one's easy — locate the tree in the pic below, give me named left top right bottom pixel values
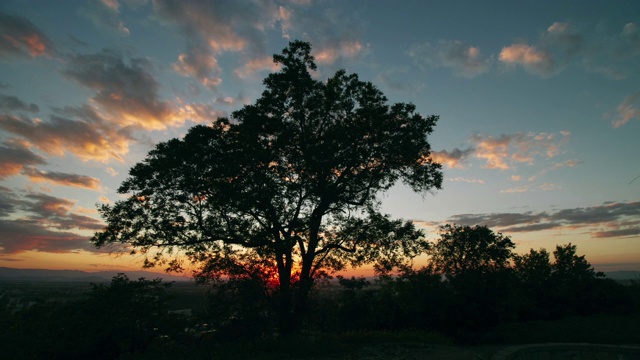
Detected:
left=428, top=224, right=515, bottom=279
left=92, top=41, right=443, bottom=334
left=514, top=248, right=552, bottom=288
left=552, top=243, right=603, bottom=282
left=427, top=224, right=517, bottom=332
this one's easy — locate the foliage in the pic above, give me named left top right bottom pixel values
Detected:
left=92, top=40, right=442, bottom=332
left=428, top=224, right=515, bottom=279
left=0, top=274, right=181, bottom=360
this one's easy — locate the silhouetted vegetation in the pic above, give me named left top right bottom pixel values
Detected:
left=1, top=234, right=639, bottom=359
left=92, top=40, right=442, bottom=334
left=0, top=274, right=189, bottom=359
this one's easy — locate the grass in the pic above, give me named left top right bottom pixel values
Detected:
left=118, top=314, right=640, bottom=359
left=484, top=313, right=640, bottom=345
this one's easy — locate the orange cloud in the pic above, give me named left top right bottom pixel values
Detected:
left=499, top=44, right=554, bottom=76
left=471, top=132, right=570, bottom=170
left=0, top=12, right=55, bottom=59
left=0, top=112, right=131, bottom=163
left=0, top=139, right=47, bottom=179
left=234, top=56, right=280, bottom=78
left=21, top=34, right=46, bottom=56
left=613, top=93, right=640, bottom=128
left=314, top=41, right=363, bottom=64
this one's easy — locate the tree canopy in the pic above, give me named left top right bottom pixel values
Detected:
left=92, top=40, right=443, bottom=332
left=428, top=224, right=515, bottom=279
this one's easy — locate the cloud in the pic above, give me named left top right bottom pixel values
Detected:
left=0, top=190, right=105, bottom=254
left=552, top=159, right=583, bottom=169
left=0, top=11, right=56, bottom=59
left=0, top=93, right=39, bottom=113
left=430, top=148, right=474, bottom=168
left=497, top=21, right=581, bottom=78
left=545, top=22, right=583, bottom=55
left=0, top=179, right=110, bottom=256
left=593, top=227, right=640, bottom=239
left=499, top=44, right=555, bottom=77
left=233, top=55, right=280, bottom=79
left=0, top=110, right=133, bottom=162
left=154, top=0, right=279, bottom=88
left=612, top=93, right=640, bottom=128
left=410, top=40, right=492, bottom=78
left=374, top=66, right=424, bottom=94
left=0, top=218, right=93, bottom=254
left=173, top=100, right=227, bottom=124
left=0, top=139, right=47, bottom=178
left=444, top=201, right=640, bottom=239
left=1, top=50, right=226, bottom=164
left=448, top=177, right=485, bottom=184
left=539, top=182, right=561, bottom=191
left=155, top=1, right=366, bottom=85
left=62, top=49, right=180, bottom=130
left=22, top=167, right=102, bottom=190
left=78, top=0, right=130, bottom=35
left=449, top=211, right=547, bottom=228
left=313, top=41, right=364, bottom=65
left=23, top=192, right=75, bottom=217
left=0, top=186, right=21, bottom=217
left=471, top=131, right=570, bottom=169
left=550, top=201, right=640, bottom=225
left=173, top=45, right=222, bottom=89
left=500, top=185, right=531, bottom=194
left=271, top=3, right=366, bottom=68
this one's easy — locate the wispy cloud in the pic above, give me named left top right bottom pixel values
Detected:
left=63, top=50, right=175, bottom=130
left=432, top=131, right=571, bottom=175
left=472, top=131, right=570, bottom=170
left=448, top=177, right=485, bottom=184
left=78, top=0, right=130, bottom=35
left=271, top=2, right=366, bottom=69
left=498, top=21, right=640, bottom=79
left=0, top=93, right=39, bottom=113
left=410, top=40, right=492, bottom=78
left=612, top=92, right=640, bottom=128
left=22, top=167, right=101, bottom=190
left=153, top=0, right=279, bottom=89
left=0, top=219, right=92, bottom=254
left=0, top=139, right=47, bottom=178
left=313, top=41, right=364, bottom=65
left=430, top=148, right=474, bottom=168
left=0, top=11, right=56, bottom=59
left=444, top=201, right=640, bottom=239
left=0, top=189, right=104, bottom=254
left=0, top=110, right=132, bottom=162
left=233, top=55, right=280, bottom=79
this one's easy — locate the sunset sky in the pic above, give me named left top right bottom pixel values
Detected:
left=1, top=0, right=639, bottom=275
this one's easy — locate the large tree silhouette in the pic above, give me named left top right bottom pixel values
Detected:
left=92, top=41, right=442, bottom=333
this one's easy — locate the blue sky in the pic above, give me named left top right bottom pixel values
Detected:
left=0, top=0, right=638, bottom=273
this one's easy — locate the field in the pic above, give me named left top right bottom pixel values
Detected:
left=2, top=277, right=639, bottom=359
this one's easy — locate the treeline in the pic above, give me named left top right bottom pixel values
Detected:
left=211, top=225, right=640, bottom=343
left=0, top=274, right=190, bottom=359
left=1, top=225, right=639, bottom=359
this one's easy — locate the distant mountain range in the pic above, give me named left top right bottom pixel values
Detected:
left=0, top=267, right=192, bottom=282
left=1, top=267, right=638, bottom=283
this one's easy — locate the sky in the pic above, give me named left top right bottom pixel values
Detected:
left=0, top=0, right=639, bottom=275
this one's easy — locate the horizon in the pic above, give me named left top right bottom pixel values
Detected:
left=0, top=1, right=639, bottom=274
